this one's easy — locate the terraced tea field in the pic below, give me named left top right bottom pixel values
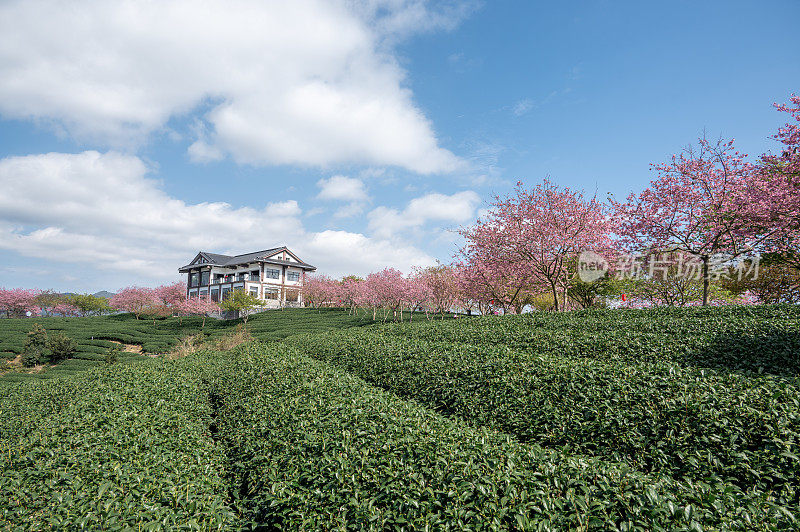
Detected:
left=1, top=305, right=798, bottom=529
left=0, top=308, right=384, bottom=385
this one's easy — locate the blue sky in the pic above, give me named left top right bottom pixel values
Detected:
left=0, top=0, right=797, bottom=292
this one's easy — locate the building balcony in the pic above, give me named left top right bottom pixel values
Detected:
left=206, top=274, right=262, bottom=285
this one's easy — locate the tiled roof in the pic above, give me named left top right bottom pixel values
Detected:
left=179, top=247, right=316, bottom=272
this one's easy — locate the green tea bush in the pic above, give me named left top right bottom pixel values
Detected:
left=0, top=309, right=387, bottom=385
left=208, top=343, right=760, bottom=530
left=0, top=357, right=235, bottom=528
left=286, top=325, right=800, bottom=507
left=377, top=305, right=800, bottom=376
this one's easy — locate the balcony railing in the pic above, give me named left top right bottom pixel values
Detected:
left=208, top=275, right=261, bottom=285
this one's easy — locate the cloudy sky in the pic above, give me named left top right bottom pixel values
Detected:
left=0, top=0, right=797, bottom=292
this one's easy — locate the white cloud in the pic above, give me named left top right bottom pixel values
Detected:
left=317, top=175, right=370, bottom=219
left=317, top=175, right=369, bottom=202
left=0, top=0, right=465, bottom=174
left=304, top=230, right=434, bottom=273
left=368, top=190, right=480, bottom=238
left=333, top=203, right=367, bottom=219
left=512, top=98, right=534, bottom=116
left=0, top=151, right=437, bottom=284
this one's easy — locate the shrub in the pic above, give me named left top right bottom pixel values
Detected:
left=47, top=333, right=77, bottom=363
left=104, top=343, right=122, bottom=364
left=21, top=324, right=48, bottom=366
left=20, top=349, right=41, bottom=367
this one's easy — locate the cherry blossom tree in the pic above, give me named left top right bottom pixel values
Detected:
left=612, top=135, right=776, bottom=306
left=52, top=302, right=81, bottom=317
left=338, top=276, right=364, bottom=315
left=175, top=297, right=220, bottom=327
left=0, top=288, right=41, bottom=318
left=461, top=179, right=613, bottom=311
left=363, top=272, right=387, bottom=320
left=414, top=265, right=459, bottom=319
left=405, top=272, right=433, bottom=321
left=304, top=274, right=338, bottom=309
left=154, top=282, right=186, bottom=309
left=454, top=258, right=538, bottom=314
left=381, top=268, right=412, bottom=321
left=109, top=286, right=158, bottom=319
left=752, top=94, right=800, bottom=270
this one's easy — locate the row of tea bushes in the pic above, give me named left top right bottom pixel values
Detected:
left=378, top=305, right=800, bottom=376
left=0, top=309, right=384, bottom=359
left=2, top=337, right=795, bottom=529
left=208, top=343, right=757, bottom=530
left=0, top=356, right=235, bottom=528
left=285, top=330, right=800, bottom=509
left=0, top=308, right=382, bottom=385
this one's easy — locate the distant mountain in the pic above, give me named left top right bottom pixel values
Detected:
left=92, top=291, right=115, bottom=299
left=57, top=290, right=115, bottom=299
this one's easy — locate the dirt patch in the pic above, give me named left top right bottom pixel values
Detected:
left=108, top=340, right=143, bottom=354
left=1, top=354, right=50, bottom=375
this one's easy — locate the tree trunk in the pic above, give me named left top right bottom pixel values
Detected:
left=702, top=255, right=710, bottom=306
left=550, top=281, right=559, bottom=311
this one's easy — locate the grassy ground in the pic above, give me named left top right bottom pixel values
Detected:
left=0, top=308, right=387, bottom=385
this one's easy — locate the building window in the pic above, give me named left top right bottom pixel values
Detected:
left=189, top=289, right=198, bottom=298
left=189, top=272, right=199, bottom=287
left=265, top=268, right=280, bottom=279
left=287, top=271, right=300, bottom=282
left=210, top=289, right=219, bottom=302
left=285, top=289, right=299, bottom=302
left=221, top=288, right=230, bottom=301
left=237, top=272, right=246, bottom=281
left=249, top=287, right=259, bottom=298
left=264, top=288, right=279, bottom=300
left=199, top=289, right=208, bottom=298
left=250, top=270, right=259, bottom=281
left=201, top=271, right=210, bottom=285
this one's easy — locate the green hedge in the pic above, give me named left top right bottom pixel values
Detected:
left=377, top=305, right=800, bottom=376
left=285, top=326, right=800, bottom=511
left=0, top=309, right=391, bottom=385
left=207, top=343, right=764, bottom=530
left=0, top=357, right=235, bottom=528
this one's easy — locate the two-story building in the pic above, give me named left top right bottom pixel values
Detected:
left=178, top=246, right=316, bottom=307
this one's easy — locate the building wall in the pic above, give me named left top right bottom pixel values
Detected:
left=186, top=260, right=307, bottom=306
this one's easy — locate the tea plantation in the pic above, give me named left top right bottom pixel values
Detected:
left=0, top=308, right=384, bottom=385
left=1, top=305, right=798, bottom=529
